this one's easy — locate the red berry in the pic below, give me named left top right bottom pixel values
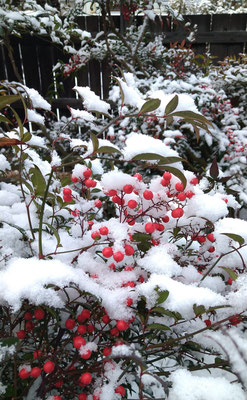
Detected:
left=228, top=278, right=233, bottom=285
left=24, top=311, right=32, bottom=321
left=143, top=190, right=153, bottom=200
left=125, top=281, right=135, bottom=287
left=34, top=308, right=45, bottom=320
left=52, top=396, right=62, bottom=400
left=145, top=222, right=155, bottom=234
left=163, top=172, right=172, bottom=180
left=207, top=233, right=215, bottom=242
left=110, top=327, right=119, bottom=337
left=87, top=323, right=94, bottom=333
left=81, top=350, right=91, bottom=359
left=108, top=189, right=117, bottom=196
left=19, top=368, right=29, bottom=379
left=190, top=177, right=199, bottom=185
left=99, top=226, right=109, bottom=235
left=85, top=179, right=96, bottom=188
left=208, top=246, right=215, bottom=253
left=63, top=194, right=72, bottom=202
left=102, top=314, right=110, bottom=324
left=126, top=297, right=133, bottom=306
left=102, top=247, right=113, bottom=258
left=177, top=192, right=186, bottom=201
left=197, top=236, right=206, bottom=244
left=73, top=336, right=86, bottom=349
left=161, top=178, right=170, bottom=187
left=204, top=319, right=212, bottom=327
left=78, top=394, right=87, bottom=400
left=162, top=216, right=169, bottom=223
left=30, top=367, right=41, bottom=378
left=128, top=199, right=138, bottom=209
left=63, top=187, right=72, bottom=196
left=25, top=321, right=34, bottom=331
left=229, top=315, right=241, bottom=325
left=91, top=231, right=101, bottom=240
left=124, top=265, right=134, bottom=271
left=71, top=175, right=78, bottom=183
left=17, top=330, right=26, bottom=339
left=123, top=184, right=133, bottom=194
left=77, top=325, right=87, bottom=334
left=94, top=200, right=102, bottom=208
left=83, top=168, right=92, bottom=179
left=113, top=251, right=124, bottom=262
left=108, top=263, right=116, bottom=270
left=116, top=320, right=129, bottom=331
left=115, top=385, right=125, bottom=397
left=103, top=347, right=112, bottom=357
left=65, top=318, right=76, bottom=330
left=171, top=208, right=184, bottom=218
left=124, top=244, right=134, bottom=256
left=79, top=372, right=92, bottom=385
left=33, top=349, right=42, bottom=359
left=43, top=360, right=55, bottom=374
left=157, top=223, right=164, bottom=232
left=134, top=173, right=142, bottom=181
left=186, top=190, right=194, bottom=199
left=54, top=379, right=63, bottom=388
left=127, top=218, right=135, bottom=225
left=175, top=182, right=183, bottom=192
left=112, top=195, right=123, bottom=205
left=81, top=309, right=91, bottom=320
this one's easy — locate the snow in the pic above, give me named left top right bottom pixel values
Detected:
left=0, top=154, right=10, bottom=171
left=27, top=109, right=45, bottom=125
left=73, top=86, right=111, bottom=115
left=138, top=274, right=225, bottom=318
left=168, top=369, right=245, bottom=400
left=122, top=133, right=181, bottom=165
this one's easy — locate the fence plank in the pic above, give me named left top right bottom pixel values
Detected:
left=210, top=14, right=247, bottom=62
left=2, top=14, right=246, bottom=116
left=21, top=36, right=41, bottom=91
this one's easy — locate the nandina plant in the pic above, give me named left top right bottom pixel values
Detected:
left=0, top=82, right=247, bottom=400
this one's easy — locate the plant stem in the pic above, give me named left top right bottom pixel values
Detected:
left=38, top=169, right=54, bottom=259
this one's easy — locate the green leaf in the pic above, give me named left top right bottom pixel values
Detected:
left=162, top=166, right=187, bottom=190
left=221, top=233, right=245, bottom=246
left=43, top=223, right=62, bottom=247
left=132, top=153, right=183, bottom=164
left=89, top=132, right=99, bottom=153
left=193, top=304, right=206, bottom=316
left=2, top=221, right=29, bottom=241
left=0, top=337, right=19, bottom=347
left=22, top=131, right=32, bottom=142
left=0, top=94, right=20, bottom=110
left=0, top=114, right=12, bottom=124
left=113, top=77, right=125, bottom=105
left=10, top=106, right=24, bottom=138
left=147, top=323, right=170, bottom=331
left=29, top=165, right=46, bottom=196
left=97, top=146, right=122, bottom=154
left=219, top=267, right=238, bottom=281
left=132, top=233, right=151, bottom=242
left=139, top=98, right=161, bottom=115
left=209, top=157, right=219, bottom=179
left=170, top=110, right=213, bottom=127
left=165, top=95, right=178, bottom=115
left=157, top=290, right=169, bottom=305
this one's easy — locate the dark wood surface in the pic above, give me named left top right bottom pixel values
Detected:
left=0, top=14, right=246, bottom=115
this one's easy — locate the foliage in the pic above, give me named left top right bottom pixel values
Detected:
left=0, top=80, right=247, bottom=400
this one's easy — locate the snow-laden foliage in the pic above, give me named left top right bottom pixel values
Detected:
left=0, top=81, right=247, bottom=400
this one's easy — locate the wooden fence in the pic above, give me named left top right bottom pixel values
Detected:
left=1, top=14, right=247, bottom=115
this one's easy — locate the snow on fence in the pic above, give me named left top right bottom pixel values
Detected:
left=1, top=14, right=247, bottom=117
